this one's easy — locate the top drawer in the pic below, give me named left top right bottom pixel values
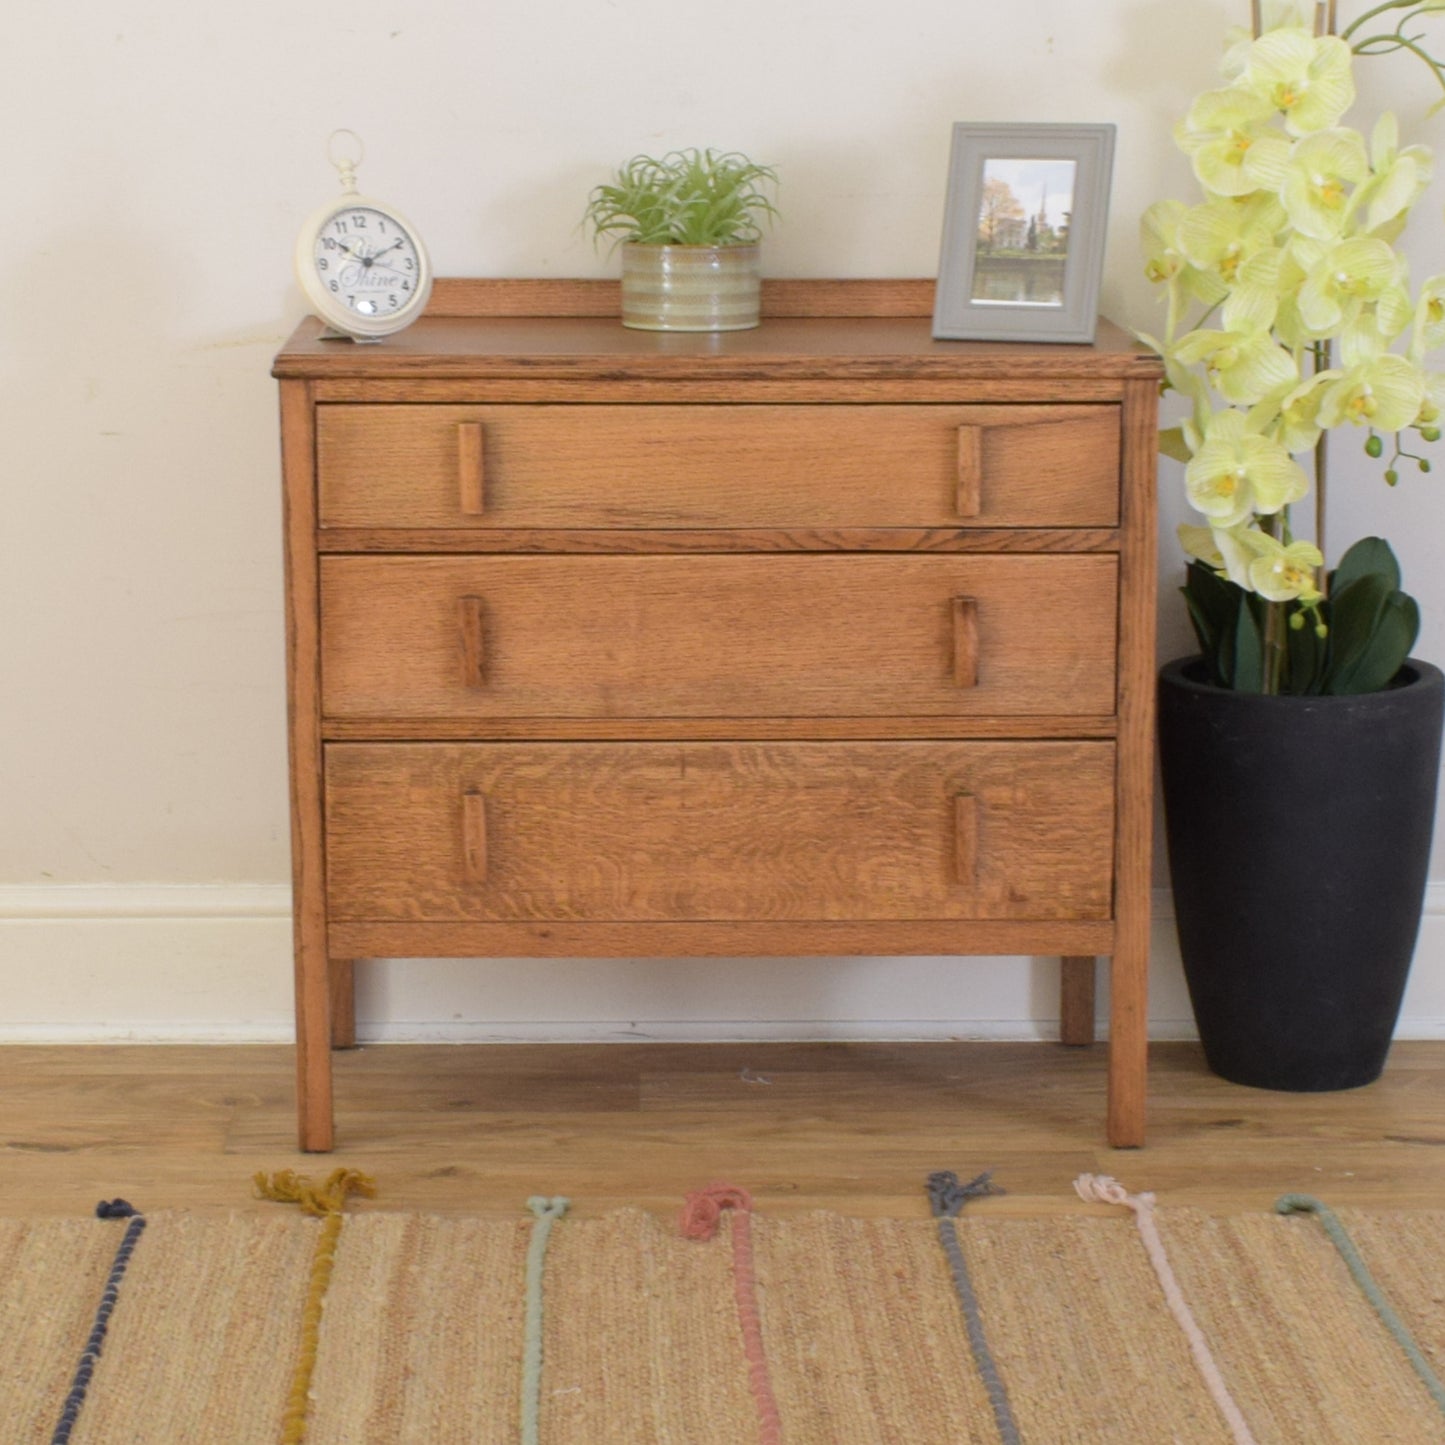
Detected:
left=316, top=404, right=1121, bottom=531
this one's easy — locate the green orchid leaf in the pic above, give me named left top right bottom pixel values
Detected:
left=1182, top=561, right=1246, bottom=681
left=1232, top=596, right=1265, bottom=692
left=1285, top=611, right=1326, bottom=694
left=1335, top=590, right=1420, bottom=694
left=1182, top=589, right=1222, bottom=679
left=1323, top=573, right=1394, bottom=693
left=1330, top=536, right=1402, bottom=595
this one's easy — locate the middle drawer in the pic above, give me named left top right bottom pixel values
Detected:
left=320, top=554, right=1118, bottom=719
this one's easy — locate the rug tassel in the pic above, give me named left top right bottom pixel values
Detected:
left=927, top=1169, right=1005, bottom=1219
left=927, top=1170, right=1019, bottom=1444
left=254, top=1167, right=375, bottom=1217
left=1074, top=1174, right=1258, bottom=1445
left=1276, top=1194, right=1445, bottom=1420
left=681, top=1184, right=782, bottom=1445
left=256, top=1170, right=375, bottom=1444
left=520, top=1196, right=570, bottom=1445
left=50, top=1199, right=148, bottom=1445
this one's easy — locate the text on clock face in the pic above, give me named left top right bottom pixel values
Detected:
left=313, top=208, right=420, bottom=314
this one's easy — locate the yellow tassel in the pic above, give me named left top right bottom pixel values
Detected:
left=254, top=1168, right=375, bottom=1218
left=254, top=1169, right=376, bottom=1442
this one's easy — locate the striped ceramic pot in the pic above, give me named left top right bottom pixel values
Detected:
left=620, top=243, right=762, bottom=331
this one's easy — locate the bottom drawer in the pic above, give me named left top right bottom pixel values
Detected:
left=325, top=741, right=1114, bottom=924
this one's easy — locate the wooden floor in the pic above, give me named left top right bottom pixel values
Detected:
left=4, top=1040, right=1445, bottom=1219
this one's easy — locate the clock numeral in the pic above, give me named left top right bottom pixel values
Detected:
left=329, top=280, right=339, bottom=292
left=332, top=220, right=347, bottom=235
left=389, top=295, right=399, bottom=309
left=402, top=279, right=411, bottom=292
left=351, top=213, right=367, bottom=228
left=403, top=257, right=414, bottom=270
left=378, top=220, right=388, bottom=234
left=317, top=257, right=329, bottom=271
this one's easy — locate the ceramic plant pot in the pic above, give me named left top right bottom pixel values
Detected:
left=1158, top=655, right=1444, bottom=1091
left=620, top=243, right=762, bottom=332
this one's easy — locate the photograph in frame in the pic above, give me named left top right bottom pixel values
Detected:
left=933, top=123, right=1115, bottom=343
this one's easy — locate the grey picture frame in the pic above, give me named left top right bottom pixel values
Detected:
left=932, top=122, right=1116, bottom=344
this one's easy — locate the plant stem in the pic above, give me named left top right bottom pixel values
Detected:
left=1341, top=0, right=1423, bottom=42
left=1316, top=339, right=1331, bottom=598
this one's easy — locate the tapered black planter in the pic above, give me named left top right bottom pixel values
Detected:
left=1158, top=656, right=1444, bottom=1090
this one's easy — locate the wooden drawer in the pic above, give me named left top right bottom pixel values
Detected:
left=319, top=554, right=1118, bottom=719
left=316, top=403, right=1121, bottom=530
left=325, top=741, right=1116, bottom=922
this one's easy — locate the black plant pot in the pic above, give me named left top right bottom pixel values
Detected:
left=1158, top=656, right=1444, bottom=1091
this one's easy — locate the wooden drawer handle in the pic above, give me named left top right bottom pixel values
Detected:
left=459, top=596, right=486, bottom=687
left=953, top=794, right=979, bottom=887
left=952, top=596, right=979, bottom=688
left=458, top=422, right=485, bottom=515
left=956, top=425, right=984, bottom=518
left=462, top=790, right=488, bottom=882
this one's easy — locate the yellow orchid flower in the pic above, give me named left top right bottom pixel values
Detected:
left=1279, top=129, right=1368, bottom=239
left=1178, top=523, right=1228, bottom=569
left=1172, top=324, right=1299, bottom=405
left=1363, top=112, right=1434, bottom=235
left=1176, top=87, right=1293, bottom=197
left=1296, top=236, right=1402, bottom=333
left=1239, top=30, right=1356, bottom=136
left=1185, top=409, right=1311, bottom=526
left=1141, top=200, right=1229, bottom=306
left=1409, top=276, right=1445, bottom=364
left=1248, top=373, right=1330, bottom=454
left=1177, top=195, right=1288, bottom=288
left=1339, top=288, right=1415, bottom=364
left=1416, top=373, right=1445, bottom=427
left=1317, top=354, right=1428, bottom=431
left=1236, top=531, right=1325, bottom=603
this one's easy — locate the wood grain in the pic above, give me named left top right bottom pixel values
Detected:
left=327, top=919, right=1117, bottom=959
left=277, top=285, right=1161, bottom=1151
left=318, top=554, right=1119, bottom=720
left=316, top=404, right=1121, bottom=531
left=278, top=381, right=334, bottom=1151
left=324, top=741, right=1116, bottom=924
left=319, top=715, right=1121, bottom=742
left=1108, top=377, right=1162, bottom=1148
left=315, top=526, right=1124, bottom=556
left=7, top=1041, right=1445, bottom=1219
left=273, top=310, right=1164, bottom=383
left=1060, top=956, right=1097, bottom=1047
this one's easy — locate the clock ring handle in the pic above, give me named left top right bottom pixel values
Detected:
left=327, top=129, right=365, bottom=195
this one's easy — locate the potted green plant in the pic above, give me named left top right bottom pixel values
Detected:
left=583, top=147, right=779, bottom=332
left=1144, top=0, right=1445, bottom=1090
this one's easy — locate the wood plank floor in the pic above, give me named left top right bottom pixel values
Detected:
left=4, top=1041, right=1444, bottom=1218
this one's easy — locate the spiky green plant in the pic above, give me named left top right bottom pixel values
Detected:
left=583, top=148, right=779, bottom=248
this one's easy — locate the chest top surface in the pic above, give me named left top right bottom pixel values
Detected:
left=272, top=278, right=1162, bottom=384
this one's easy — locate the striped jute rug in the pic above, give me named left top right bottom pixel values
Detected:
left=5, top=1186, right=1445, bottom=1444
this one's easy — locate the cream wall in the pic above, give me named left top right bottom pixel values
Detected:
left=5, top=0, right=1445, bottom=1040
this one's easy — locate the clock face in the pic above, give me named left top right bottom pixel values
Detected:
left=311, top=205, right=423, bottom=322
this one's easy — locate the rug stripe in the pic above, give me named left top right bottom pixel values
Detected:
left=254, top=1169, right=375, bottom=1444
left=49, top=1199, right=146, bottom=1445
left=926, top=1171, right=1019, bottom=1445
left=681, top=1184, right=783, bottom=1445
left=1076, top=1174, right=1258, bottom=1445
left=1276, top=1192, right=1445, bottom=1420
left=521, top=1196, right=569, bottom=1445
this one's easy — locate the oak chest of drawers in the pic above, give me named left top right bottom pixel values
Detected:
left=274, top=278, right=1162, bottom=1151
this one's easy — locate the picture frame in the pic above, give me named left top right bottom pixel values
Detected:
left=932, top=122, right=1116, bottom=344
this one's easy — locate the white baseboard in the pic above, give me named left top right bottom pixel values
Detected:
left=2, top=882, right=1444, bottom=1045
